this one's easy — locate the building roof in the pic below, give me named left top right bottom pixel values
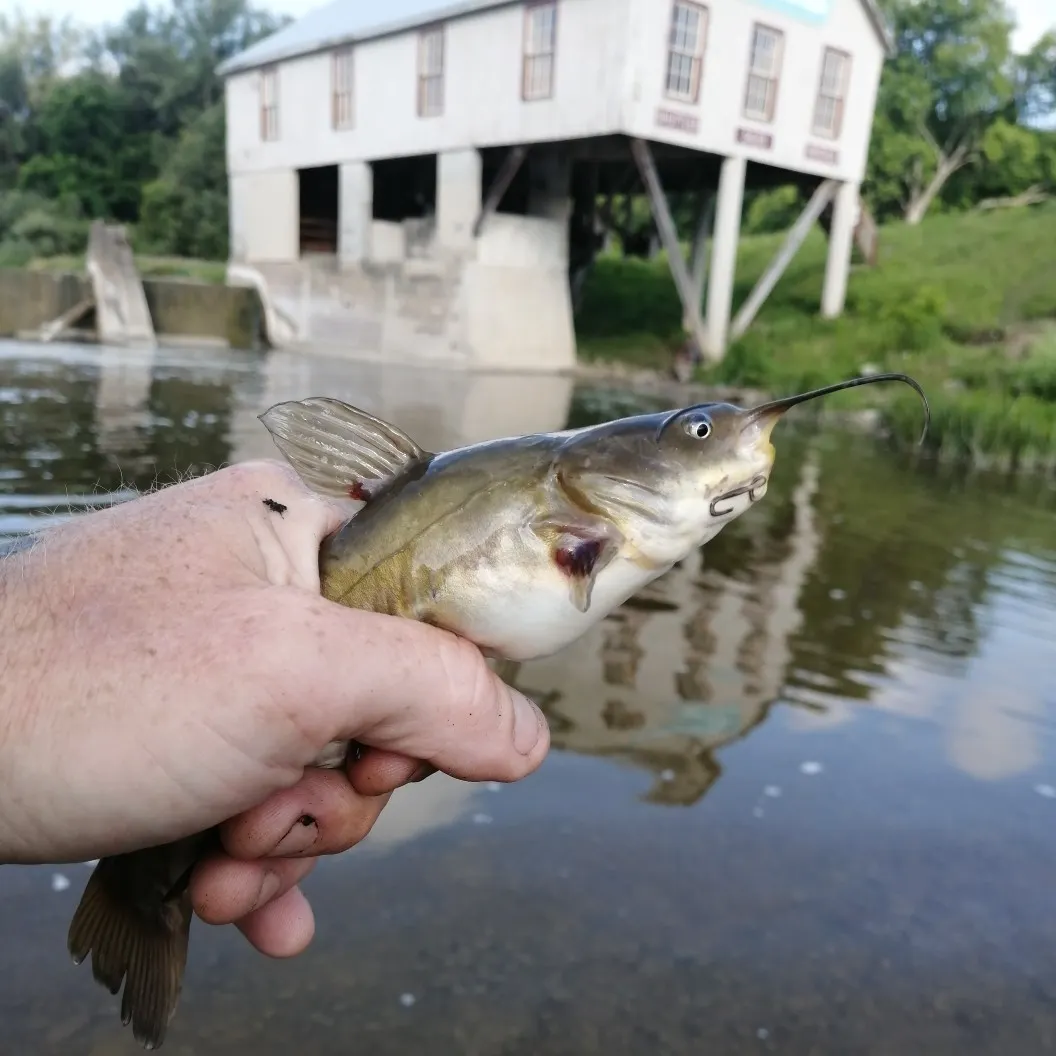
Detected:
left=217, top=0, right=895, bottom=78
left=217, top=0, right=516, bottom=76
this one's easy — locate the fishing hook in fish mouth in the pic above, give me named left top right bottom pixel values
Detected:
left=710, top=475, right=768, bottom=517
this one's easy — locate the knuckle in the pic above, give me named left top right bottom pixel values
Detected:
left=435, top=634, right=503, bottom=727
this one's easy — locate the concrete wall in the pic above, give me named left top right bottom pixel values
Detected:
left=228, top=143, right=577, bottom=369
left=230, top=170, right=299, bottom=263
left=234, top=210, right=576, bottom=372
left=224, top=0, right=632, bottom=175
left=623, top=0, right=884, bottom=183
left=0, top=269, right=265, bottom=350
left=141, top=279, right=265, bottom=350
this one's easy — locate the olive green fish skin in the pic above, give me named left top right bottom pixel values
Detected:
left=313, top=407, right=766, bottom=662
left=65, top=372, right=930, bottom=1052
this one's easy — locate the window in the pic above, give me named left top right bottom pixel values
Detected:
left=332, top=47, right=354, bottom=129
left=522, top=1, right=558, bottom=101
left=812, top=46, right=850, bottom=138
left=260, top=66, right=279, bottom=141
left=664, top=1, right=708, bottom=103
left=418, top=26, right=445, bottom=116
left=743, top=24, right=783, bottom=122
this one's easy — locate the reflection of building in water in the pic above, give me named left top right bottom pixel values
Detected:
left=511, top=455, right=822, bottom=806
left=226, top=348, right=575, bottom=465
left=92, top=346, right=155, bottom=470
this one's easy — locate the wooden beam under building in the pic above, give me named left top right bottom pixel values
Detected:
left=473, top=145, right=529, bottom=237
left=730, top=178, right=837, bottom=342
left=628, top=137, right=714, bottom=364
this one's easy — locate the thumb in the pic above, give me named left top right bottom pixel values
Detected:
left=293, top=599, right=551, bottom=785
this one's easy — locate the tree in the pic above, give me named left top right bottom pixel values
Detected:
left=16, top=71, right=152, bottom=221
left=867, top=0, right=1019, bottom=224
left=138, top=102, right=229, bottom=258
left=1016, top=30, right=1056, bottom=124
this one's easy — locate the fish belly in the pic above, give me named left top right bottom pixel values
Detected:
left=441, top=552, right=666, bottom=662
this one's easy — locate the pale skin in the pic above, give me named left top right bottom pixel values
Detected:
left=0, top=459, right=550, bottom=958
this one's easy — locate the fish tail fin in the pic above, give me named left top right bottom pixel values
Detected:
left=68, top=856, right=192, bottom=1051
left=258, top=396, right=431, bottom=502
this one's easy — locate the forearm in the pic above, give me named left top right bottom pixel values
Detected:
left=0, top=532, right=61, bottom=863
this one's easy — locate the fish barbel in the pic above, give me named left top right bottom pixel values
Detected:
left=67, top=371, right=929, bottom=1049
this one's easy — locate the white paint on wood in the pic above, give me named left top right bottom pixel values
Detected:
left=730, top=178, right=836, bottom=341
left=629, top=137, right=710, bottom=362
left=705, top=154, right=746, bottom=359
left=822, top=179, right=859, bottom=317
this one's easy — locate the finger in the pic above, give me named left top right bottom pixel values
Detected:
left=282, top=603, right=551, bottom=783
left=218, top=768, right=391, bottom=860
left=190, top=853, right=316, bottom=926
left=348, top=747, right=431, bottom=796
left=235, top=883, right=315, bottom=958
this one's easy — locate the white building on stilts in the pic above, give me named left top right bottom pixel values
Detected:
left=219, top=0, right=893, bottom=371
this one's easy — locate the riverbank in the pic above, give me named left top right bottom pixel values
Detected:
left=576, top=203, right=1056, bottom=471
left=21, top=203, right=1056, bottom=470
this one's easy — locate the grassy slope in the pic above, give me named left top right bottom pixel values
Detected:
left=575, top=203, right=1056, bottom=467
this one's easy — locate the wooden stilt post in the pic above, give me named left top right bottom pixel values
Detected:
left=729, top=178, right=837, bottom=342
left=629, top=137, right=713, bottom=363
left=473, top=145, right=529, bottom=237
left=687, top=191, right=714, bottom=328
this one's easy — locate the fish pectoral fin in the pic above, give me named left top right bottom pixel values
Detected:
left=534, top=517, right=623, bottom=614
left=258, top=397, right=432, bottom=502
left=69, top=852, right=195, bottom=1050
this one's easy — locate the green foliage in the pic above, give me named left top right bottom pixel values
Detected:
left=0, top=0, right=287, bottom=262
left=0, top=188, right=88, bottom=258
left=863, top=0, right=1036, bottom=224
left=743, top=186, right=804, bottom=234
left=575, top=204, right=1056, bottom=465
left=138, top=103, right=228, bottom=259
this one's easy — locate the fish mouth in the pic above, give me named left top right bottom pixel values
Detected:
left=742, top=372, right=931, bottom=444
left=710, top=474, right=768, bottom=517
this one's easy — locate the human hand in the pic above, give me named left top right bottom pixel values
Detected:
left=0, top=459, right=549, bottom=957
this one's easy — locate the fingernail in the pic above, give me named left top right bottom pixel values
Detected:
left=511, top=690, right=543, bottom=755
left=271, top=814, right=319, bottom=856
left=256, top=870, right=282, bottom=909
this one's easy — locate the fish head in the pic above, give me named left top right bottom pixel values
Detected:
left=654, top=397, right=777, bottom=526
left=655, top=371, right=931, bottom=541
left=559, top=373, right=930, bottom=562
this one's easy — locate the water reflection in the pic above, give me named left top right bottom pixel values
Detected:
left=2, top=341, right=1056, bottom=803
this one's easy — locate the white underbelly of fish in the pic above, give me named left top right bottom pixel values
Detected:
left=449, top=553, right=668, bottom=662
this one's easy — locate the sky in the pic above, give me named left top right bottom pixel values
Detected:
left=0, top=0, right=1052, bottom=54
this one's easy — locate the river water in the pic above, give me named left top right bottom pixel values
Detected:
left=2, top=340, right=1056, bottom=1055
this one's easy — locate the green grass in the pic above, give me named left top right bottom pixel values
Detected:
left=28, top=254, right=228, bottom=285
left=575, top=202, right=1056, bottom=468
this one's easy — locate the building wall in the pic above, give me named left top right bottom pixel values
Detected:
left=221, top=0, right=885, bottom=367
left=224, top=0, right=632, bottom=177
left=623, top=0, right=884, bottom=183
left=230, top=170, right=298, bottom=262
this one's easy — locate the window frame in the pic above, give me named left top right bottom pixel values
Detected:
left=417, top=24, right=446, bottom=117
left=259, top=65, right=279, bottom=141
left=522, top=0, right=559, bottom=101
left=663, top=0, right=709, bottom=105
left=331, top=46, right=355, bottom=130
left=742, top=22, right=784, bottom=123
left=811, top=45, right=851, bottom=139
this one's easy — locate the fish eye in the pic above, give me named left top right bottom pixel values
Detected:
left=683, top=416, right=712, bottom=440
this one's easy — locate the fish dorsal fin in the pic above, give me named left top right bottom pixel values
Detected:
left=258, top=397, right=430, bottom=501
